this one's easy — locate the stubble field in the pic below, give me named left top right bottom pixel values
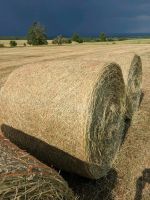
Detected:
left=0, top=41, right=149, bottom=199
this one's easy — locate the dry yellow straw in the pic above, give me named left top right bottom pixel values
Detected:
left=0, top=133, right=75, bottom=200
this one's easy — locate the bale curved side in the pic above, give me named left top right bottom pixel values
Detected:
left=0, top=133, right=75, bottom=200
left=126, top=54, right=142, bottom=119
left=0, top=60, right=126, bottom=179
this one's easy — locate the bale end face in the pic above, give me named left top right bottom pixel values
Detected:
left=85, top=63, right=126, bottom=179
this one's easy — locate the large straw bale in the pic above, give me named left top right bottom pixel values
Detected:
left=0, top=59, right=126, bottom=179
left=0, top=132, right=75, bottom=200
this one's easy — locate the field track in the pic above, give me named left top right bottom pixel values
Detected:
left=0, top=43, right=150, bottom=88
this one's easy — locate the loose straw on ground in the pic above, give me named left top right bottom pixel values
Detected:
left=0, top=59, right=126, bottom=179
left=0, top=132, right=75, bottom=200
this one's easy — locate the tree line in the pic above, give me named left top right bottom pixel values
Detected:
left=27, top=22, right=107, bottom=45
left=0, top=21, right=109, bottom=47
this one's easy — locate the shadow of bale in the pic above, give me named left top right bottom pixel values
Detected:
left=139, top=91, right=144, bottom=107
left=1, top=124, right=94, bottom=178
left=62, top=169, right=118, bottom=200
left=134, top=168, right=150, bottom=200
left=121, top=116, right=131, bottom=145
left=1, top=124, right=118, bottom=199
left=0, top=133, right=75, bottom=200
left=122, top=91, right=144, bottom=145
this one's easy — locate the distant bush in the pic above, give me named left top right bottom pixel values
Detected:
left=10, top=41, right=17, bottom=47
left=72, top=33, right=83, bottom=43
left=62, top=38, right=72, bottom=44
left=77, top=38, right=83, bottom=43
left=52, top=35, right=72, bottom=45
left=23, top=43, right=27, bottom=47
left=52, top=35, right=63, bottom=45
left=0, top=44, right=4, bottom=48
left=99, top=32, right=107, bottom=42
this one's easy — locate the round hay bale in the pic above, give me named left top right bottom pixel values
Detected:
left=0, top=132, right=75, bottom=200
left=0, top=59, right=126, bottom=179
left=126, top=54, right=142, bottom=119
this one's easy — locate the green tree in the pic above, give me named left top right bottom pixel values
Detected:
left=27, top=22, right=48, bottom=45
left=72, top=33, right=83, bottom=43
left=100, top=32, right=107, bottom=42
left=10, top=41, right=17, bottom=47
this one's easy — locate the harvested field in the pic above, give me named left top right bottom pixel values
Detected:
left=0, top=132, right=75, bottom=200
left=0, top=43, right=148, bottom=88
left=0, top=43, right=149, bottom=199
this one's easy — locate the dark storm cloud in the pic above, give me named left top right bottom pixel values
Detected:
left=0, top=0, right=150, bottom=36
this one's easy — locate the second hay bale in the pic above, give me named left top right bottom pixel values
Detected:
left=0, top=59, right=126, bottom=179
left=81, top=53, right=142, bottom=118
left=0, top=132, right=75, bottom=200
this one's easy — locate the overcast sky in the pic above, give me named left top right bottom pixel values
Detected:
left=1, top=0, right=150, bottom=36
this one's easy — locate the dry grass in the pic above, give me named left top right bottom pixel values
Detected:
left=0, top=42, right=148, bottom=88
left=0, top=42, right=149, bottom=199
